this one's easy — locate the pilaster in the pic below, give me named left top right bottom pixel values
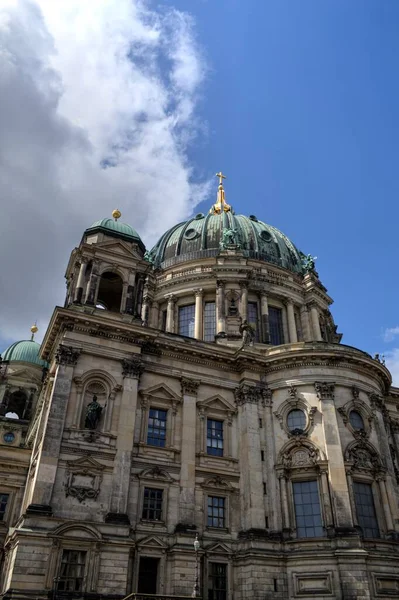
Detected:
left=179, top=377, right=200, bottom=525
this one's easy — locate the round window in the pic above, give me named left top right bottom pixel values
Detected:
left=260, top=230, right=272, bottom=242
left=349, top=410, right=364, bottom=430
left=184, top=228, right=199, bottom=240
left=3, top=432, right=15, bottom=444
left=287, top=409, right=306, bottom=433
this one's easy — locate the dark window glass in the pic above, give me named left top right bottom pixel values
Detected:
left=207, top=496, right=226, bottom=528
left=138, top=557, right=159, bottom=594
left=147, top=408, right=167, bottom=447
left=293, top=480, right=324, bottom=538
left=207, top=419, right=223, bottom=457
left=178, top=304, right=195, bottom=337
left=208, top=562, right=227, bottom=600
left=0, top=494, right=9, bottom=521
left=161, top=310, right=167, bottom=331
left=287, top=409, right=306, bottom=432
left=247, top=302, right=259, bottom=342
left=204, top=302, right=216, bottom=341
left=142, top=488, right=163, bottom=521
left=349, top=411, right=364, bottom=430
left=269, top=307, right=284, bottom=345
left=353, top=481, right=380, bottom=538
left=57, top=550, right=86, bottom=592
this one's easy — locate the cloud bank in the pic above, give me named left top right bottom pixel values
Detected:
left=0, top=0, right=209, bottom=345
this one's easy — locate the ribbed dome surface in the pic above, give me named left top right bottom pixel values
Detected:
left=1, top=340, right=48, bottom=368
left=150, top=212, right=304, bottom=273
left=85, top=218, right=142, bottom=243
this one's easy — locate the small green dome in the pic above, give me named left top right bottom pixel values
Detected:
left=149, top=212, right=304, bottom=273
left=85, top=217, right=143, bottom=247
left=1, top=340, right=48, bottom=368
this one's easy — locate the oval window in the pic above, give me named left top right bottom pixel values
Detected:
left=260, top=230, right=272, bottom=242
left=287, top=409, right=306, bottom=433
left=3, top=432, right=15, bottom=444
left=184, top=228, right=199, bottom=240
left=349, top=410, right=364, bottom=430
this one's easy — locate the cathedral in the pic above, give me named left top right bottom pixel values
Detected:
left=1, top=174, right=399, bottom=600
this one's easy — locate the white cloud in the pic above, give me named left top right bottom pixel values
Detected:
left=0, top=0, right=209, bottom=346
left=383, top=326, right=399, bottom=343
left=385, top=348, right=399, bottom=387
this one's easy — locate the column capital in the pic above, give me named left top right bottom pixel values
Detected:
left=239, top=281, right=249, bottom=289
left=314, top=381, right=335, bottom=401
left=194, top=288, right=204, bottom=297
left=283, top=298, right=294, bottom=307
left=166, top=293, right=176, bottom=305
left=216, top=280, right=225, bottom=289
left=121, top=356, right=144, bottom=379
left=235, top=383, right=272, bottom=406
left=55, top=345, right=81, bottom=366
left=180, top=377, right=200, bottom=396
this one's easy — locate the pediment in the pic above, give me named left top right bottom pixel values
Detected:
left=66, top=455, right=105, bottom=472
left=197, top=395, right=235, bottom=413
left=138, top=466, right=173, bottom=482
left=202, top=475, right=234, bottom=491
left=7, top=368, right=42, bottom=384
left=93, top=239, right=133, bottom=256
left=205, top=542, right=232, bottom=554
left=52, top=523, right=102, bottom=540
left=137, top=535, right=167, bottom=549
left=140, top=383, right=180, bottom=402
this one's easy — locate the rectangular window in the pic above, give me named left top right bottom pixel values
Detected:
left=293, top=480, right=324, bottom=538
left=207, top=419, right=224, bottom=457
left=269, top=307, right=284, bottom=345
left=208, top=562, right=227, bottom=600
left=247, top=301, right=259, bottom=342
left=147, top=408, right=167, bottom=447
left=178, top=304, right=195, bottom=337
left=57, top=550, right=86, bottom=592
left=207, top=496, right=226, bottom=528
left=353, top=481, right=380, bottom=538
left=142, top=488, right=163, bottom=521
left=204, top=302, right=216, bottom=341
left=161, top=310, right=167, bottom=331
left=0, top=494, right=9, bottom=521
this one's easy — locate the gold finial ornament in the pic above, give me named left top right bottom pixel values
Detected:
left=209, top=171, right=232, bottom=215
left=30, top=323, right=38, bottom=341
left=112, top=209, right=121, bottom=221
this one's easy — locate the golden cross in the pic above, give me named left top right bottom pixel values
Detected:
left=216, top=171, right=226, bottom=186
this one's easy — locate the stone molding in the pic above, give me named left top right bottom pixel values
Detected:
left=234, top=383, right=272, bottom=406
left=274, top=385, right=316, bottom=437
left=64, top=455, right=104, bottom=502
left=314, top=381, right=335, bottom=401
left=180, top=377, right=200, bottom=396
left=55, top=345, right=81, bottom=366
left=121, top=357, right=144, bottom=379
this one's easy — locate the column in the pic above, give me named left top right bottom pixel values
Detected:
left=194, top=289, right=204, bottom=340
left=378, top=477, right=394, bottom=532
left=286, top=300, right=298, bottom=343
left=235, top=383, right=267, bottom=530
left=104, top=386, right=121, bottom=432
left=300, top=305, right=311, bottom=342
left=240, top=283, right=248, bottom=322
left=179, top=377, right=200, bottom=525
left=282, top=305, right=289, bottom=344
left=320, top=470, right=334, bottom=529
left=346, top=471, right=358, bottom=526
left=216, top=281, right=226, bottom=334
left=150, top=301, right=159, bottom=329
left=72, top=377, right=83, bottom=428
left=107, top=356, right=144, bottom=522
left=141, top=296, right=151, bottom=326
left=28, top=346, right=81, bottom=512
left=85, top=261, right=99, bottom=306
left=74, top=258, right=87, bottom=304
left=166, top=294, right=176, bottom=333
left=139, top=395, right=149, bottom=444
left=309, top=304, right=323, bottom=341
left=260, top=292, right=270, bottom=344
left=315, top=382, right=354, bottom=529
left=262, top=389, right=280, bottom=530
left=279, top=474, right=290, bottom=530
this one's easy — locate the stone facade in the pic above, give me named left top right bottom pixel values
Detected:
left=1, top=195, right=399, bottom=600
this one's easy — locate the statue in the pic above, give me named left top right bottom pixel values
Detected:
left=239, top=320, right=255, bottom=347
left=300, top=252, right=317, bottom=274
left=228, top=298, right=239, bottom=316
left=84, top=394, right=104, bottom=430
left=220, top=227, right=240, bottom=249
left=144, top=250, right=155, bottom=265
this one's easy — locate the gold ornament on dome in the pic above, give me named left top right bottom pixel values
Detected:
left=30, top=323, right=38, bottom=341
left=112, top=209, right=122, bottom=221
left=209, top=171, right=232, bottom=214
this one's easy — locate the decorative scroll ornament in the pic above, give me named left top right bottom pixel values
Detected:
left=235, top=383, right=272, bottom=407
left=314, top=381, right=335, bottom=401
left=121, top=357, right=144, bottom=379
left=280, top=442, right=320, bottom=470
left=64, top=456, right=104, bottom=503
left=181, top=377, right=200, bottom=396
left=55, top=345, right=81, bottom=366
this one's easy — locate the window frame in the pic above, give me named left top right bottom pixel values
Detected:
left=142, top=487, right=164, bottom=522
left=207, top=418, right=224, bottom=457
left=268, top=305, right=285, bottom=345
left=247, top=300, right=260, bottom=342
left=207, top=495, right=227, bottom=530
left=0, top=492, right=10, bottom=522
left=208, top=561, right=228, bottom=600
left=56, top=548, right=88, bottom=593
left=291, top=479, right=324, bottom=539
left=352, top=479, right=380, bottom=539
left=178, top=303, right=196, bottom=338
left=146, top=407, right=168, bottom=448
left=203, top=301, right=216, bottom=342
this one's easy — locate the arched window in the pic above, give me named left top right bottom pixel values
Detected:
left=96, top=272, right=123, bottom=312
left=4, top=390, right=30, bottom=420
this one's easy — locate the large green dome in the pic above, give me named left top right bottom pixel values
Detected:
left=149, top=211, right=304, bottom=273
left=1, top=340, right=48, bottom=368
left=85, top=217, right=144, bottom=247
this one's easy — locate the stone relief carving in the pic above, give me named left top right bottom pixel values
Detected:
left=121, top=357, right=144, bottom=379
left=181, top=377, right=200, bottom=396
left=55, top=345, right=81, bottom=366
left=235, top=383, right=272, bottom=407
left=314, top=381, right=335, bottom=401
left=64, top=456, right=104, bottom=502
left=279, top=439, right=321, bottom=471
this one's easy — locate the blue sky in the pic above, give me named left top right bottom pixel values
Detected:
left=1, top=0, right=398, bottom=380
left=156, top=0, right=399, bottom=361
